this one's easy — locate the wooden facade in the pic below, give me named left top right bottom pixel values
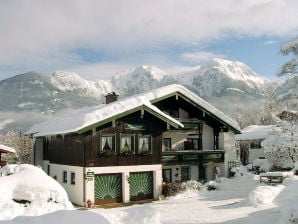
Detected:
left=41, top=111, right=166, bottom=168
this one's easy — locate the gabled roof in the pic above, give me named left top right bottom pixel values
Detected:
left=28, top=84, right=240, bottom=137
left=140, top=84, right=240, bottom=132
left=235, top=125, right=278, bottom=141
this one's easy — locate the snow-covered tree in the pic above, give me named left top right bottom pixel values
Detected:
left=0, top=130, right=32, bottom=164
left=279, top=38, right=298, bottom=77
left=262, top=120, right=298, bottom=169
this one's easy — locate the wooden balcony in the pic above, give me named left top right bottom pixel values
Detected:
left=162, top=150, right=225, bottom=166
left=176, top=118, right=202, bottom=130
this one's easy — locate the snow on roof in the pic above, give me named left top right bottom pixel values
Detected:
left=140, top=84, right=240, bottom=131
left=28, top=84, right=240, bottom=137
left=235, top=125, right=278, bottom=140
left=0, top=144, right=16, bottom=154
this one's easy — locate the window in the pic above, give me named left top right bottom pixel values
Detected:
left=71, top=172, right=75, bottom=185
left=63, top=171, right=67, bottom=183
left=162, top=169, right=172, bottom=183
left=138, top=135, right=151, bottom=154
left=181, top=166, right=191, bottom=182
left=250, top=140, right=262, bottom=149
left=101, top=135, right=114, bottom=151
left=120, top=135, right=134, bottom=153
left=187, top=137, right=199, bottom=150
left=163, top=138, right=172, bottom=151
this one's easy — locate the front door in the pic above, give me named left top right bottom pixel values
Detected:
left=181, top=166, right=191, bottom=182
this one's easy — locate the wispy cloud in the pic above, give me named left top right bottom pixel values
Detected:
left=0, top=0, right=297, bottom=79
left=181, top=51, right=226, bottom=64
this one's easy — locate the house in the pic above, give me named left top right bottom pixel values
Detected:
left=235, top=125, right=278, bottom=165
left=0, top=144, right=16, bottom=168
left=27, top=84, right=240, bottom=206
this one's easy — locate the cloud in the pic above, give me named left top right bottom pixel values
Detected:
left=181, top=51, right=226, bottom=64
left=0, top=0, right=298, bottom=79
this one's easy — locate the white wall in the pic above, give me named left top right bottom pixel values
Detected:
left=202, top=123, right=214, bottom=150
left=46, top=163, right=84, bottom=206
left=163, top=132, right=188, bottom=151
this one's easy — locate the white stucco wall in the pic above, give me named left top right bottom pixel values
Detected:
left=46, top=163, right=84, bottom=206
left=163, top=132, right=189, bottom=151
left=202, top=123, right=214, bottom=150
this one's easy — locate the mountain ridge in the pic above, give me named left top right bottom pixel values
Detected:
left=0, top=58, right=294, bottom=132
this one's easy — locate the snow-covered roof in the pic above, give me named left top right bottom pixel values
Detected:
left=235, top=125, right=278, bottom=141
left=140, top=84, right=240, bottom=131
left=0, top=144, right=16, bottom=154
left=28, top=84, right=240, bottom=137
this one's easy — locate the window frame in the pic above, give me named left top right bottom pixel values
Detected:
left=70, top=172, right=75, bottom=185
left=63, top=171, right=67, bottom=183
left=100, top=134, right=116, bottom=152
left=138, top=135, right=152, bottom=154
left=163, top=138, right=172, bottom=151
left=120, top=134, right=135, bottom=154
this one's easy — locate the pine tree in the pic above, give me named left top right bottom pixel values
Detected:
left=279, top=38, right=298, bottom=77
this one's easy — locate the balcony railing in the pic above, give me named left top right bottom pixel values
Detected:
left=162, top=150, right=225, bottom=165
left=176, top=118, right=202, bottom=130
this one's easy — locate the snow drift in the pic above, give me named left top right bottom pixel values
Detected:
left=0, top=164, right=73, bottom=220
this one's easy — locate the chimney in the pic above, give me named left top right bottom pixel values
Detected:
left=105, top=92, right=119, bottom=104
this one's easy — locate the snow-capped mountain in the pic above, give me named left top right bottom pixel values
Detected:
left=0, top=59, right=293, bottom=132
left=51, top=71, right=114, bottom=99
left=180, top=58, right=271, bottom=97
left=110, top=65, right=175, bottom=95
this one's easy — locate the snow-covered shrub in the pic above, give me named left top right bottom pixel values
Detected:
left=275, top=176, right=298, bottom=223
left=249, top=185, right=284, bottom=207
left=253, top=159, right=273, bottom=173
left=164, top=180, right=202, bottom=197
left=0, top=164, right=73, bottom=220
left=262, top=121, right=298, bottom=170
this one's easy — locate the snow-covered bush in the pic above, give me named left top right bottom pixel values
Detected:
left=164, top=180, right=202, bottom=197
left=253, top=159, right=273, bottom=173
left=262, top=121, right=298, bottom=170
left=249, top=185, right=284, bottom=207
left=0, top=164, right=73, bottom=220
left=275, top=176, right=298, bottom=223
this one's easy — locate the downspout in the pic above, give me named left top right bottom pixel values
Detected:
left=83, top=141, right=86, bottom=205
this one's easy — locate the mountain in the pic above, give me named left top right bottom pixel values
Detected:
left=0, top=59, right=292, bottom=133
left=177, top=58, right=272, bottom=112
left=110, top=65, right=176, bottom=95
left=0, top=71, right=114, bottom=132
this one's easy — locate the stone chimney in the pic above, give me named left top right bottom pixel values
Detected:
left=105, top=92, right=119, bottom=104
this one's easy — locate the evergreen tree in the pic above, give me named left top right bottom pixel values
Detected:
left=279, top=38, right=298, bottom=77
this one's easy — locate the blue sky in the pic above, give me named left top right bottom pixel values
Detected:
left=0, top=0, right=297, bottom=81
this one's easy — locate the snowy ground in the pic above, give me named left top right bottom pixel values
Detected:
left=1, top=165, right=298, bottom=224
